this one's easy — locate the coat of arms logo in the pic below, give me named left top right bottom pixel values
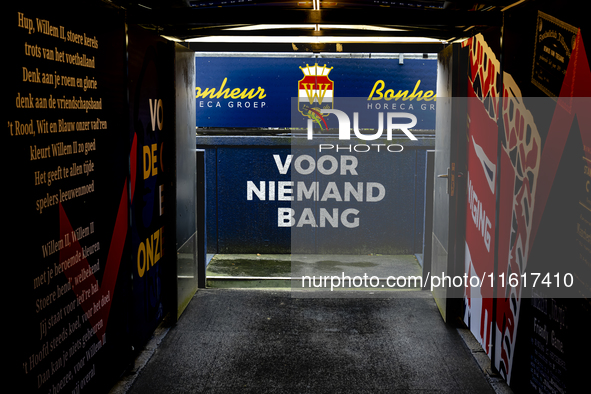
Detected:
left=298, top=63, right=334, bottom=129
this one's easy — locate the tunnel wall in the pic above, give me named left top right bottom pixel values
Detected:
left=7, top=2, right=196, bottom=393
left=459, top=3, right=591, bottom=393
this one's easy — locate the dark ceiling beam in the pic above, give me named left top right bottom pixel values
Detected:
left=127, top=6, right=502, bottom=28
left=186, top=41, right=447, bottom=53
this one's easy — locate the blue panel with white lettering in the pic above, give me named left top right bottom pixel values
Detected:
left=197, top=136, right=435, bottom=255
left=195, top=57, right=437, bottom=129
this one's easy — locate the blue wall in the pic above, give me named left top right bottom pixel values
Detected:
left=195, top=57, right=437, bottom=129
left=197, top=135, right=434, bottom=256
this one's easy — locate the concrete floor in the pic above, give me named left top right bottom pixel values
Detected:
left=115, top=288, right=505, bottom=394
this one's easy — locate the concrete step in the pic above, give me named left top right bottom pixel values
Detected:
left=206, top=254, right=425, bottom=292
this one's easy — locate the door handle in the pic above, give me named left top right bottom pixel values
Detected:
left=437, top=167, right=451, bottom=194
left=438, top=166, right=450, bottom=179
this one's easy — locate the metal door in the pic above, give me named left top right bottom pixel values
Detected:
left=431, top=43, right=467, bottom=322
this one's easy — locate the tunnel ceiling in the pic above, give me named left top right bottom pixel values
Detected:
left=108, top=0, right=523, bottom=50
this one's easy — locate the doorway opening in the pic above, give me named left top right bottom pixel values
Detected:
left=193, top=51, right=439, bottom=294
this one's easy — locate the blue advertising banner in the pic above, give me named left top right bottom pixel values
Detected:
left=195, top=57, right=437, bottom=129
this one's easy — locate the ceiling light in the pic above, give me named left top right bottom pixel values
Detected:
left=161, top=35, right=184, bottom=42
left=226, top=25, right=316, bottom=31
left=324, top=25, right=407, bottom=32
left=501, top=0, right=529, bottom=12
left=447, top=37, right=468, bottom=44
left=225, top=25, right=408, bottom=32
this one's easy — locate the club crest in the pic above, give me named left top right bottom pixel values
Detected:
left=298, top=63, right=334, bottom=129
